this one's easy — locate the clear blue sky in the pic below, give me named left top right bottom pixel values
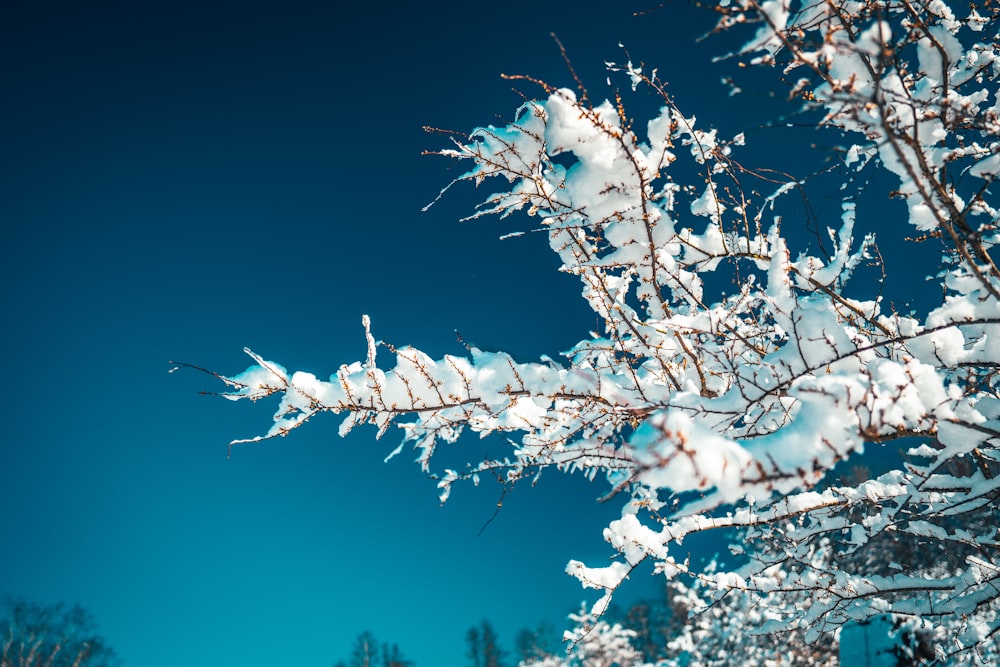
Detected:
left=0, top=2, right=918, bottom=666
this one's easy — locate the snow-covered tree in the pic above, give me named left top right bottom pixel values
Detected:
left=520, top=607, right=650, bottom=667
left=196, top=0, right=1000, bottom=662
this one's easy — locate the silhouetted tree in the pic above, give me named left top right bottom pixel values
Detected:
left=333, top=631, right=413, bottom=667
left=514, top=621, right=559, bottom=663
left=623, top=600, right=671, bottom=663
left=381, top=642, right=412, bottom=667
left=349, top=631, right=379, bottom=667
left=466, top=626, right=481, bottom=667
left=466, top=620, right=505, bottom=667
left=0, top=598, right=117, bottom=667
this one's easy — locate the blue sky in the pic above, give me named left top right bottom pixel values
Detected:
left=0, top=1, right=914, bottom=666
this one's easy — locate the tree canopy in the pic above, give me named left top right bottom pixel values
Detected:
left=0, top=598, right=117, bottom=667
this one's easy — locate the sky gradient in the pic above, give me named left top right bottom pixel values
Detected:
left=0, top=2, right=844, bottom=666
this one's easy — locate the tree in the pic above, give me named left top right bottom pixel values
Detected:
left=0, top=598, right=117, bottom=667
left=350, top=631, right=379, bottom=667
left=614, top=585, right=677, bottom=664
left=381, top=642, right=413, bottom=667
left=519, top=607, right=649, bottom=667
left=657, top=570, right=840, bottom=667
left=466, top=620, right=506, bottom=667
left=514, top=621, right=559, bottom=664
left=466, top=626, right=481, bottom=667
left=336, top=631, right=415, bottom=667
left=333, top=631, right=413, bottom=667
left=200, top=0, right=1000, bottom=663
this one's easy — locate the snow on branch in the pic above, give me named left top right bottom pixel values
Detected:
left=202, top=0, right=1000, bottom=662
